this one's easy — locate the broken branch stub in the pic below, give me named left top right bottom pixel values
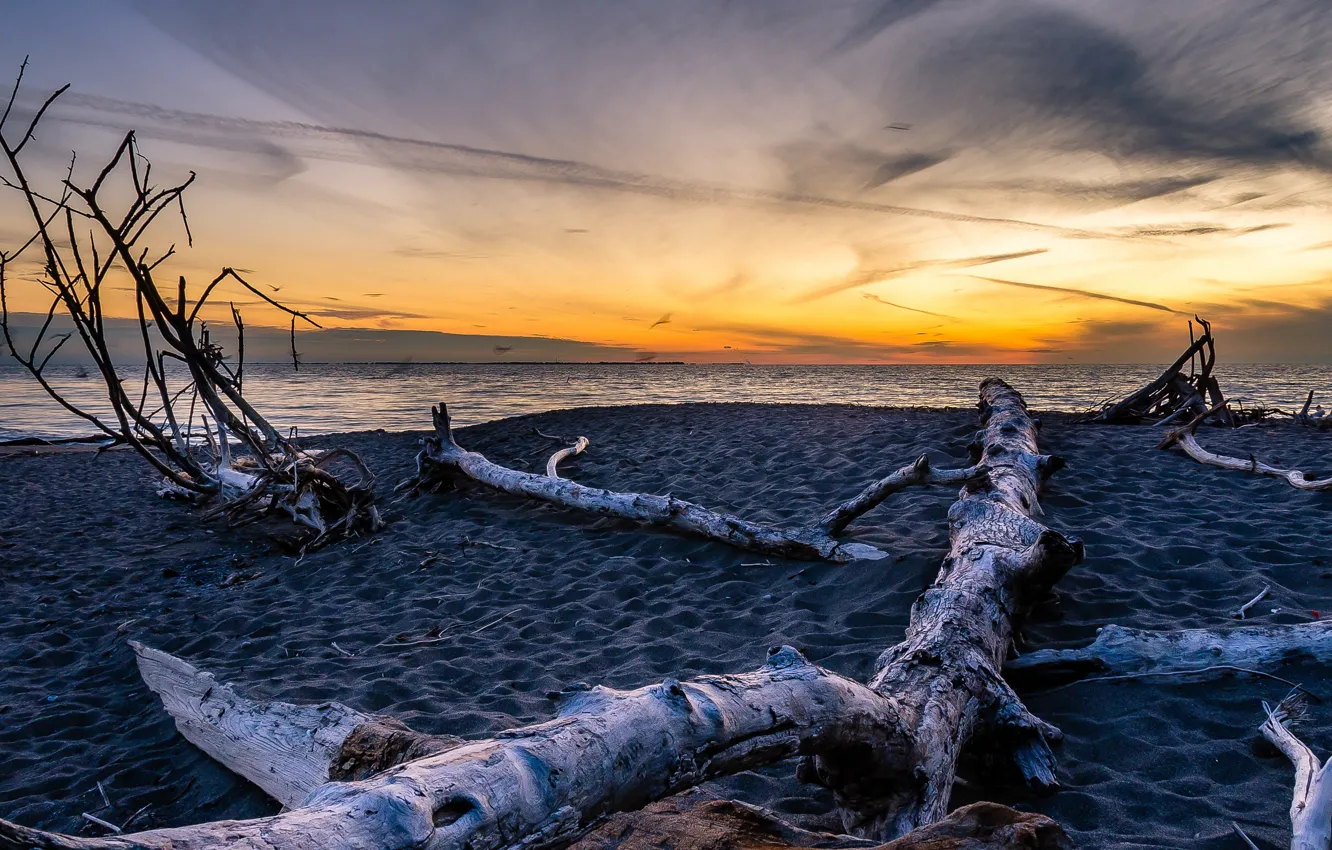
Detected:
left=404, top=404, right=982, bottom=562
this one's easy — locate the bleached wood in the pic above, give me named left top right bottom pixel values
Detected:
left=1162, top=430, right=1332, bottom=492
left=1005, top=621, right=1332, bottom=679
left=2, top=646, right=905, bottom=850
left=547, top=436, right=589, bottom=478
left=409, top=404, right=892, bottom=562
left=1261, top=700, right=1332, bottom=850
left=132, top=641, right=372, bottom=808
left=810, top=378, right=1082, bottom=838
left=0, top=380, right=1082, bottom=850
left=815, top=456, right=984, bottom=536
left=409, top=406, right=983, bottom=563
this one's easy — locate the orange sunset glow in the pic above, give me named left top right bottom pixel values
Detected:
left=3, top=2, right=1331, bottom=364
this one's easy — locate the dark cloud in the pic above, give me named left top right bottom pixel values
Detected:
left=1115, top=222, right=1289, bottom=239
left=864, top=153, right=948, bottom=188
left=831, top=0, right=950, bottom=54
left=968, top=276, right=1187, bottom=314
left=921, top=7, right=1327, bottom=170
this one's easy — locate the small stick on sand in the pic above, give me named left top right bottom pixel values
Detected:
left=460, top=536, right=519, bottom=552
left=331, top=642, right=354, bottom=658
left=1230, top=822, right=1259, bottom=850
left=95, top=781, right=111, bottom=810
left=1235, top=585, right=1272, bottom=620
left=470, top=610, right=515, bottom=636
left=1039, top=664, right=1317, bottom=700
left=80, top=814, right=121, bottom=834
left=121, top=805, right=151, bottom=831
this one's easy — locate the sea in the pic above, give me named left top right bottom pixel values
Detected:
left=2, top=362, right=1329, bottom=441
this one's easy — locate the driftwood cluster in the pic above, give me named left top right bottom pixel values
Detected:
left=5, top=64, right=1332, bottom=850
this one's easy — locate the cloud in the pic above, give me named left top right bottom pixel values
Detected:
left=967, top=276, right=1188, bottom=314
left=918, top=7, right=1328, bottom=170
left=41, top=93, right=1110, bottom=239
left=830, top=0, right=951, bottom=54
left=796, top=248, right=1047, bottom=303
left=862, top=292, right=956, bottom=319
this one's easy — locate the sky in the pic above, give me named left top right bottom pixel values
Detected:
left=2, top=0, right=1332, bottom=363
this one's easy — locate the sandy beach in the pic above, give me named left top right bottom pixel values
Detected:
left=2, top=401, right=1330, bottom=849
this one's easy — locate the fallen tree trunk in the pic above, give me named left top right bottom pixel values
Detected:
left=0, top=379, right=1080, bottom=850
left=1005, top=621, right=1332, bottom=681
left=1159, top=407, right=1332, bottom=492
left=809, top=378, right=1082, bottom=837
left=0, top=645, right=907, bottom=850
left=1259, top=698, right=1332, bottom=850
left=401, top=404, right=982, bottom=562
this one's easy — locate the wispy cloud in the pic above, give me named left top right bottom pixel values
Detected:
left=795, top=249, right=1047, bottom=303
left=967, top=276, right=1187, bottom=314
left=862, top=292, right=956, bottom=319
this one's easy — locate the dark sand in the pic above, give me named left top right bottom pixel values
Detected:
left=2, top=403, right=1330, bottom=849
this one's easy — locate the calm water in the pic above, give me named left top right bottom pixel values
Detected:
left=2, top=362, right=1329, bottom=440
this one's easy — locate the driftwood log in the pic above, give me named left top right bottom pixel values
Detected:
left=1158, top=407, right=1332, bottom=493
left=1006, top=621, right=1332, bottom=682
left=0, top=379, right=1081, bottom=850
left=1259, top=698, right=1332, bottom=850
left=402, top=404, right=983, bottom=562
left=810, top=378, right=1081, bottom=836
left=1076, top=317, right=1233, bottom=426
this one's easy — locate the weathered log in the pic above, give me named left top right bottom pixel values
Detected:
left=808, top=378, right=1082, bottom=838
left=547, top=437, right=590, bottom=478
left=1005, top=621, right=1332, bottom=681
left=0, top=380, right=1079, bottom=850
left=0, top=646, right=907, bottom=850
left=1259, top=698, right=1332, bottom=850
left=572, top=795, right=1071, bottom=850
left=403, top=403, right=983, bottom=562
left=1159, top=408, right=1332, bottom=492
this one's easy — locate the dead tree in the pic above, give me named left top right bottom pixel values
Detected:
left=1075, top=317, right=1234, bottom=426
left=400, top=404, right=984, bottom=562
left=0, top=379, right=1083, bottom=850
left=1158, top=406, right=1332, bottom=492
left=0, top=63, right=382, bottom=547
